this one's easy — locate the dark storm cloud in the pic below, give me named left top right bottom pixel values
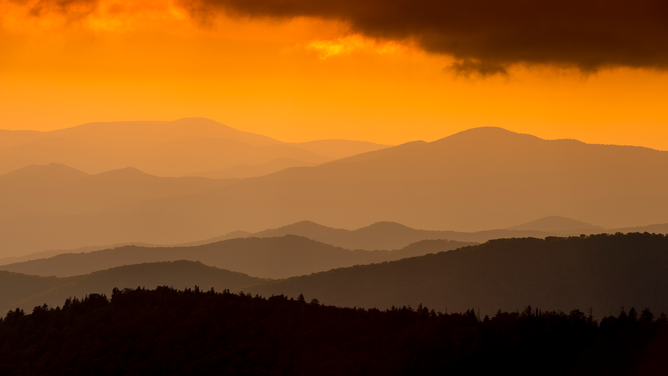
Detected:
left=178, top=0, right=668, bottom=75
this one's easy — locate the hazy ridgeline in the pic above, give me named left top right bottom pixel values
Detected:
left=2, top=125, right=668, bottom=255
left=0, top=236, right=473, bottom=278
left=1, top=286, right=665, bottom=375
left=2, top=234, right=667, bottom=320
left=0, top=163, right=239, bottom=218
left=4, top=215, right=666, bottom=267
left=0, top=118, right=389, bottom=176
left=245, top=233, right=668, bottom=316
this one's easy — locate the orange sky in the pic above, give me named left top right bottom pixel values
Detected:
left=1, top=0, right=668, bottom=149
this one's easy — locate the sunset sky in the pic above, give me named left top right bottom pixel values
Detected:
left=2, top=0, right=667, bottom=149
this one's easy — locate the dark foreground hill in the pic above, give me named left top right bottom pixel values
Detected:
left=0, top=261, right=265, bottom=314
left=0, top=236, right=472, bottom=279
left=246, top=233, right=668, bottom=317
left=1, top=286, right=665, bottom=376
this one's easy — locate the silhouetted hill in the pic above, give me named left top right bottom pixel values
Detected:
left=253, top=220, right=350, bottom=239
left=0, top=216, right=589, bottom=264
left=0, top=164, right=239, bottom=218
left=508, top=215, right=605, bottom=233
left=1, top=286, right=663, bottom=376
left=0, top=272, right=62, bottom=313
left=3, top=127, right=668, bottom=253
left=0, top=236, right=473, bottom=279
left=250, top=220, right=581, bottom=250
left=332, top=222, right=479, bottom=250
left=256, top=218, right=667, bottom=250
left=0, top=260, right=264, bottom=313
left=178, top=230, right=254, bottom=247
left=245, top=233, right=668, bottom=317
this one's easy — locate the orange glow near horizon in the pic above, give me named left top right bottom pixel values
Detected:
left=1, top=0, right=668, bottom=150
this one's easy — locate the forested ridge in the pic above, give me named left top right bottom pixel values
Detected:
left=1, top=286, right=666, bottom=375
left=246, top=232, right=668, bottom=315
left=0, top=260, right=266, bottom=314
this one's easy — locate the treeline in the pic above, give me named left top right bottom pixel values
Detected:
left=1, top=286, right=666, bottom=375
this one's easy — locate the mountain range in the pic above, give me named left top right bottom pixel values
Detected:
left=3, top=233, right=666, bottom=320
left=2, top=126, right=668, bottom=255
left=5, top=214, right=665, bottom=265
left=0, top=163, right=238, bottom=218
left=0, top=236, right=474, bottom=279
left=245, top=233, right=668, bottom=317
left=0, top=118, right=389, bottom=177
left=246, top=216, right=616, bottom=249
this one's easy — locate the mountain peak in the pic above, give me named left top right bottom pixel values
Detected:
left=267, top=220, right=339, bottom=233
left=433, top=127, right=541, bottom=145
left=49, top=118, right=282, bottom=148
left=253, top=220, right=349, bottom=238
left=360, top=221, right=415, bottom=232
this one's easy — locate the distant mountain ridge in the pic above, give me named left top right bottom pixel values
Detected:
left=3, top=213, right=667, bottom=262
left=3, top=233, right=667, bottom=321
left=177, top=217, right=668, bottom=251
left=0, top=163, right=239, bottom=218
left=0, top=236, right=474, bottom=279
left=0, top=215, right=575, bottom=263
left=245, top=233, right=668, bottom=317
left=508, top=215, right=605, bottom=233
left=0, top=118, right=390, bottom=176
left=2, top=126, right=668, bottom=254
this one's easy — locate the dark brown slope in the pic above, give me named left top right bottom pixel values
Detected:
left=0, top=164, right=239, bottom=218
left=2, top=127, right=668, bottom=253
left=245, top=233, right=668, bottom=317
left=0, top=260, right=264, bottom=314
left=0, top=236, right=472, bottom=279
